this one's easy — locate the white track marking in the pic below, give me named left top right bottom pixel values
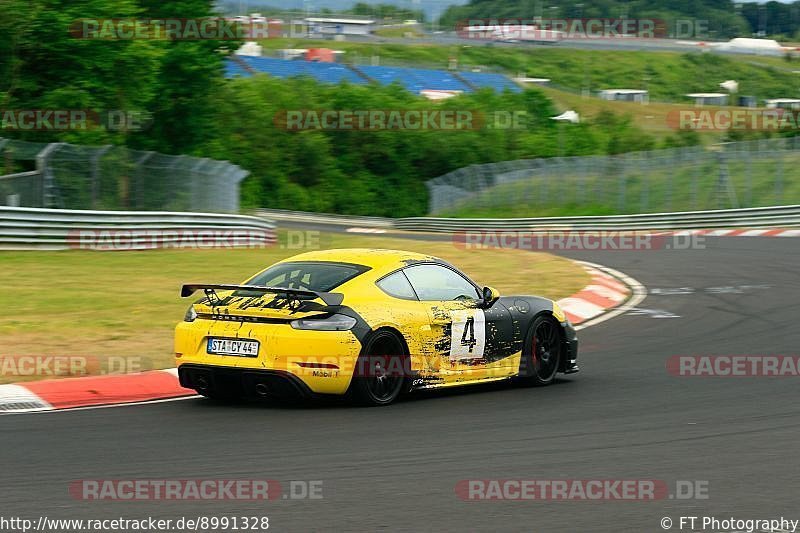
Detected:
left=345, top=227, right=387, bottom=234
left=739, top=229, right=770, bottom=237
left=584, top=284, right=627, bottom=302
left=558, top=298, right=607, bottom=319
left=571, top=261, right=648, bottom=331
left=594, top=278, right=628, bottom=294
left=0, top=384, right=53, bottom=413
left=0, top=394, right=200, bottom=416
left=637, top=228, right=800, bottom=238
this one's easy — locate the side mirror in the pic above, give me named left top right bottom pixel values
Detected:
left=480, top=286, right=500, bottom=308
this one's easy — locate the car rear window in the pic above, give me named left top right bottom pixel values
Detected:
left=246, top=261, right=369, bottom=292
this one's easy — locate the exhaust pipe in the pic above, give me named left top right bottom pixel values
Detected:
left=195, top=376, right=210, bottom=390
left=254, top=383, right=270, bottom=397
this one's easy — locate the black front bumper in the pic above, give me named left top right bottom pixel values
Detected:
left=560, top=320, right=580, bottom=374
left=178, top=364, right=317, bottom=401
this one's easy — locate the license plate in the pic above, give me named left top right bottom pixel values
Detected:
left=206, top=338, right=260, bottom=357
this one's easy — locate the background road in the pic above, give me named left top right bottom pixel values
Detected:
left=2, top=236, right=798, bottom=532
left=347, top=33, right=762, bottom=54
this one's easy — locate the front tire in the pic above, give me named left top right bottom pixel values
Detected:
left=518, top=315, right=563, bottom=386
left=349, top=329, right=408, bottom=406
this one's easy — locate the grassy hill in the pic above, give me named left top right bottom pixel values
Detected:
left=259, top=38, right=800, bottom=104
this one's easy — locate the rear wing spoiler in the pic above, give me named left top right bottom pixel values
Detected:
left=180, top=284, right=344, bottom=306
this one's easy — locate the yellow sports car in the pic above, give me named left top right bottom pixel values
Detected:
left=175, top=249, right=579, bottom=406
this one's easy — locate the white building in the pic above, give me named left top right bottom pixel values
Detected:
left=235, top=41, right=263, bottom=57
left=765, top=98, right=800, bottom=110
left=686, top=93, right=728, bottom=106
left=513, top=77, right=551, bottom=86
left=598, top=89, right=649, bottom=103
left=717, top=38, right=783, bottom=55
left=305, top=17, right=375, bottom=36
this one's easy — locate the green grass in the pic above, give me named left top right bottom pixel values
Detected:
left=258, top=38, right=800, bottom=103
left=538, top=86, right=721, bottom=143
left=373, top=27, right=423, bottom=38
left=0, top=231, right=589, bottom=383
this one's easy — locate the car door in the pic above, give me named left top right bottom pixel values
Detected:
left=373, top=269, right=446, bottom=385
left=402, top=263, right=516, bottom=383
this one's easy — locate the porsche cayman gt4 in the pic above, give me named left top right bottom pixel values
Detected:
left=175, top=249, right=579, bottom=406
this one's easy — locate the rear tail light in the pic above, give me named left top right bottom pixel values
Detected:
left=290, top=314, right=356, bottom=331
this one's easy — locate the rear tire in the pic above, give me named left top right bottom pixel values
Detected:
left=518, top=315, right=562, bottom=386
left=349, top=329, right=408, bottom=406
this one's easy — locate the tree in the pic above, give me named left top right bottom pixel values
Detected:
left=133, top=0, right=239, bottom=154
left=0, top=0, right=162, bottom=144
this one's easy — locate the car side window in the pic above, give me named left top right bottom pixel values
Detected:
left=403, top=264, right=481, bottom=301
left=376, top=271, right=417, bottom=300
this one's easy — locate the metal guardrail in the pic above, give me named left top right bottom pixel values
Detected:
left=4, top=203, right=798, bottom=251
left=394, top=205, right=800, bottom=232
left=0, top=206, right=276, bottom=250
left=255, top=205, right=800, bottom=233
left=253, top=208, right=394, bottom=228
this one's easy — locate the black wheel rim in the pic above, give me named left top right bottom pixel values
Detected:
left=366, top=357, right=403, bottom=402
left=532, top=320, right=560, bottom=381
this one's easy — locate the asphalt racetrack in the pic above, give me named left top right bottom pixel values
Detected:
left=2, top=233, right=799, bottom=532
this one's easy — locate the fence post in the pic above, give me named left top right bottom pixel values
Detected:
left=745, top=143, right=752, bottom=208
left=190, top=158, right=211, bottom=211
left=90, top=145, right=112, bottom=209
left=640, top=152, right=649, bottom=212
left=689, top=148, right=698, bottom=210
left=35, top=142, right=65, bottom=208
left=577, top=156, right=587, bottom=206
left=133, top=152, right=154, bottom=209
left=617, top=155, right=626, bottom=212
left=595, top=157, right=605, bottom=203
left=542, top=162, right=551, bottom=206
left=232, top=167, right=249, bottom=213
left=775, top=141, right=784, bottom=205
left=715, top=143, right=739, bottom=210
left=0, top=139, right=9, bottom=182
left=554, top=158, right=564, bottom=206
left=665, top=151, right=673, bottom=212
left=166, top=155, right=186, bottom=210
